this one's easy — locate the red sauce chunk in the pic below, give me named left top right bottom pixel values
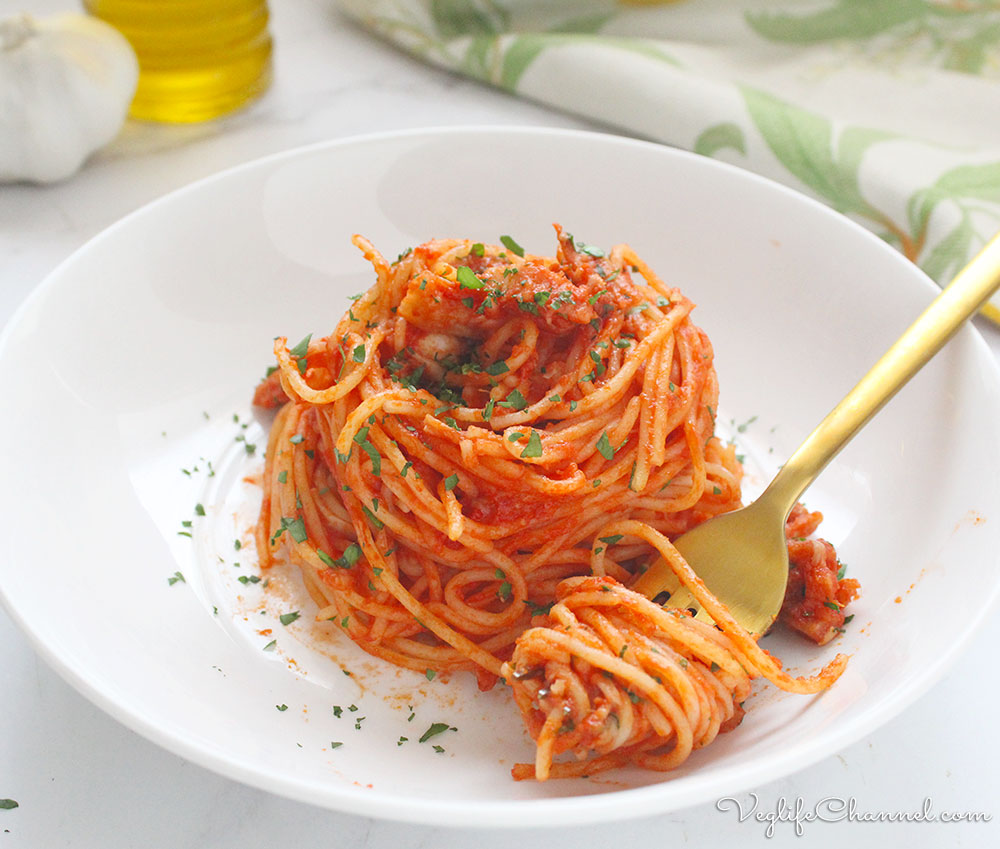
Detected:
left=780, top=504, right=860, bottom=644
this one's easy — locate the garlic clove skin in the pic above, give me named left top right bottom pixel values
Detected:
left=0, top=13, right=139, bottom=185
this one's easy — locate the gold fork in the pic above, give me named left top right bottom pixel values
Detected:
left=632, top=232, right=1000, bottom=637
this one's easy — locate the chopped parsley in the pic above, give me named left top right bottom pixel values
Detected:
left=279, top=611, right=301, bottom=626
left=498, top=388, right=527, bottom=411
left=456, top=265, right=484, bottom=290
left=289, top=334, right=311, bottom=358
left=523, top=600, right=554, bottom=617
left=353, top=433, right=381, bottom=476
left=290, top=333, right=312, bottom=373
left=271, top=516, right=308, bottom=544
left=500, top=235, right=525, bottom=257
left=362, top=504, right=384, bottom=529
left=419, top=722, right=452, bottom=743
left=520, top=430, right=543, bottom=458
left=595, top=431, right=614, bottom=460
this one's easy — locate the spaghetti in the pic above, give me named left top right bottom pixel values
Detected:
left=252, top=228, right=856, bottom=777
left=505, top=522, right=846, bottom=780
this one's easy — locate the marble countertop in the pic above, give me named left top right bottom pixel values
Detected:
left=1, top=1, right=998, bottom=846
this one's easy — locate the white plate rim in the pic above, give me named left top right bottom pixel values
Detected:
left=2, top=125, right=1000, bottom=826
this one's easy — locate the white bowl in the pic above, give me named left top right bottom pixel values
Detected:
left=1, top=127, right=999, bottom=826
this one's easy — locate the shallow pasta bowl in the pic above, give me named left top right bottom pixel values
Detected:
left=1, top=126, right=999, bottom=826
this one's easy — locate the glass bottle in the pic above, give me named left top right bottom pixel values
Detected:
left=83, top=1, right=273, bottom=123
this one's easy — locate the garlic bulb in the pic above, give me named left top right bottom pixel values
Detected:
left=0, top=13, right=138, bottom=184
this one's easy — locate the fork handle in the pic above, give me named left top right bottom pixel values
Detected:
left=763, top=231, right=1000, bottom=515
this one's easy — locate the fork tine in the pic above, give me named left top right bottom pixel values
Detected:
left=632, top=559, right=711, bottom=621
left=632, top=557, right=682, bottom=599
left=662, top=586, right=697, bottom=614
left=656, top=585, right=717, bottom=627
left=693, top=607, right=716, bottom=626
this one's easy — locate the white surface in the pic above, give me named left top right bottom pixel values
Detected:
left=0, top=1, right=998, bottom=846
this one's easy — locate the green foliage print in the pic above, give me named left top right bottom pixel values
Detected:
left=746, top=0, right=929, bottom=44
left=362, top=1, right=677, bottom=91
left=694, top=123, right=747, bottom=158
left=742, top=87, right=893, bottom=221
left=491, top=32, right=679, bottom=91
left=430, top=0, right=509, bottom=38
left=730, top=85, right=1000, bottom=278
left=745, top=0, right=1000, bottom=75
left=909, top=162, right=1000, bottom=281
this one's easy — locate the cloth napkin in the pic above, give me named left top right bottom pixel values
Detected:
left=338, top=0, right=1000, bottom=318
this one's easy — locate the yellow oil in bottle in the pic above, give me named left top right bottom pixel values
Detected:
left=83, top=0, right=273, bottom=123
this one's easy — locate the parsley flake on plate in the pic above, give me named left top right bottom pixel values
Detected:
left=419, top=722, right=452, bottom=743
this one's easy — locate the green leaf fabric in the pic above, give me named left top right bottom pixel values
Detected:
left=338, top=0, right=1000, bottom=317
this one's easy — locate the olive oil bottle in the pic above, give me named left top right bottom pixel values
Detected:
left=83, top=1, right=273, bottom=123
